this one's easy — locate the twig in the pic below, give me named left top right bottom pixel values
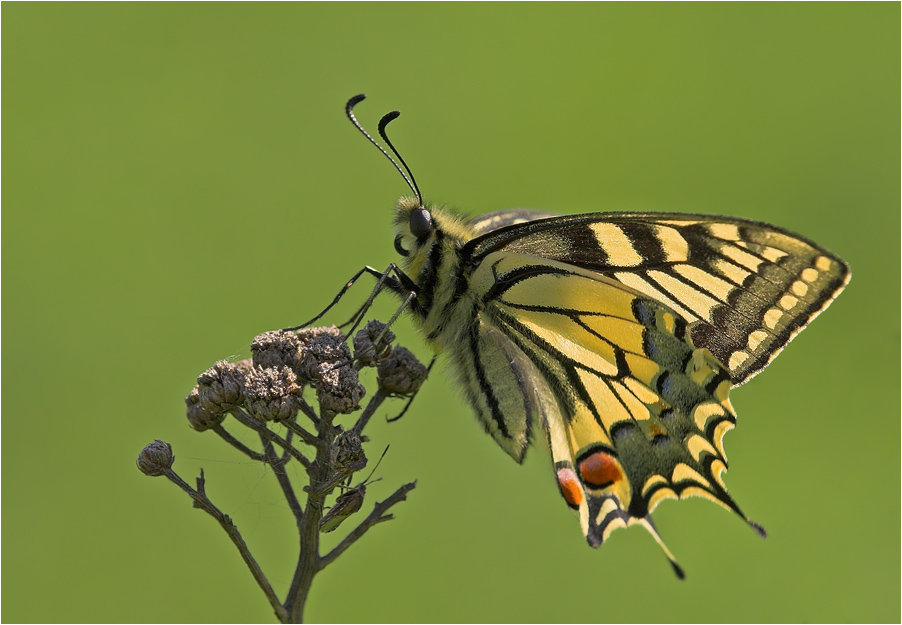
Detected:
left=281, top=419, right=321, bottom=448
left=213, top=424, right=267, bottom=461
left=229, top=407, right=313, bottom=469
left=162, top=466, right=289, bottom=623
left=352, top=390, right=389, bottom=433
left=295, top=395, right=321, bottom=427
left=262, top=438, right=304, bottom=525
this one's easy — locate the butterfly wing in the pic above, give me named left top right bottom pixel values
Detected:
left=435, top=211, right=847, bottom=570
left=464, top=212, right=850, bottom=385
left=458, top=249, right=766, bottom=571
left=468, top=209, right=560, bottom=235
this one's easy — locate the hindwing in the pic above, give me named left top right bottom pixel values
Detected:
left=459, top=250, right=769, bottom=568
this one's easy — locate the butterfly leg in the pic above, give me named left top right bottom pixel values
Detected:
left=284, top=262, right=424, bottom=330
left=283, top=265, right=393, bottom=331
left=341, top=263, right=418, bottom=337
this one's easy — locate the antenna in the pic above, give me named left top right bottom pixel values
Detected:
left=377, top=112, right=422, bottom=207
left=360, top=445, right=390, bottom=485
left=345, top=94, right=423, bottom=206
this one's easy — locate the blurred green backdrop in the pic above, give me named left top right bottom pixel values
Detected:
left=4, top=3, right=899, bottom=623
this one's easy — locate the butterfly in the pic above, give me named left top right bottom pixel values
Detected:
left=322, top=94, right=850, bottom=577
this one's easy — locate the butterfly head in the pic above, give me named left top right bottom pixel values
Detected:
left=345, top=95, right=472, bottom=275
left=393, top=197, right=473, bottom=284
left=393, top=196, right=433, bottom=258
left=346, top=95, right=467, bottom=270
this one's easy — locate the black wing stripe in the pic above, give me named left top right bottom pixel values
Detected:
left=468, top=318, right=511, bottom=438
left=642, top=269, right=764, bottom=345
left=497, top=300, right=637, bottom=323
left=488, top=306, right=619, bottom=436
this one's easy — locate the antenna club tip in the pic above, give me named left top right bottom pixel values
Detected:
left=749, top=520, right=768, bottom=538
left=670, top=560, right=686, bottom=580
left=347, top=94, right=367, bottom=111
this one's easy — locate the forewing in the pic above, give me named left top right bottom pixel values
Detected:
left=464, top=212, right=850, bottom=384
left=468, top=209, right=559, bottom=236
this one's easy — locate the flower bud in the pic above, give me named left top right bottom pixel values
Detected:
left=185, top=387, right=225, bottom=431
left=353, top=320, right=395, bottom=368
left=296, top=327, right=353, bottom=383
left=377, top=347, right=428, bottom=397
left=251, top=330, right=305, bottom=373
left=317, top=365, right=366, bottom=415
left=137, top=440, right=174, bottom=476
left=197, top=360, right=251, bottom=415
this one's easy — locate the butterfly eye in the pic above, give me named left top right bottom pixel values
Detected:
left=393, top=234, right=410, bottom=257
left=409, top=207, right=433, bottom=240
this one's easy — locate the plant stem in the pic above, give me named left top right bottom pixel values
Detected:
left=163, top=467, right=289, bottom=622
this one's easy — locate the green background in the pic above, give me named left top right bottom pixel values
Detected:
left=4, top=4, right=899, bottom=623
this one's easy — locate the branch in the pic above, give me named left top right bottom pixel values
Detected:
left=295, top=395, right=321, bottom=427
left=229, top=407, right=312, bottom=469
left=213, top=424, right=266, bottom=461
left=352, top=389, right=388, bottom=434
left=281, top=419, right=321, bottom=448
left=262, top=438, right=304, bottom=525
left=163, top=467, right=289, bottom=623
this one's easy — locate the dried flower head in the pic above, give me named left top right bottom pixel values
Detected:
left=197, top=360, right=252, bottom=415
left=137, top=440, right=174, bottom=476
left=317, top=364, right=366, bottom=415
left=331, top=428, right=368, bottom=473
left=244, top=365, right=301, bottom=421
left=353, top=320, right=395, bottom=368
left=145, top=318, right=421, bottom=622
left=377, top=347, right=428, bottom=397
left=185, top=387, right=225, bottom=431
left=297, top=327, right=352, bottom=382
left=251, top=330, right=305, bottom=372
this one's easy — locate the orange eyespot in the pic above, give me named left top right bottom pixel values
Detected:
left=578, top=452, right=624, bottom=488
left=556, top=468, right=584, bottom=508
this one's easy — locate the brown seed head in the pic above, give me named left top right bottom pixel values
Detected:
left=185, top=387, right=225, bottom=431
left=353, top=320, right=395, bottom=368
left=244, top=365, right=302, bottom=421
left=137, top=440, right=174, bottom=476
left=316, top=364, right=366, bottom=415
left=377, top=346, right=428, bottom=397
left=295, top=327, right=352, bottom=383
left=197, top=359, right=252, bottom=415
left=251, top=330, right=306, bottom=373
